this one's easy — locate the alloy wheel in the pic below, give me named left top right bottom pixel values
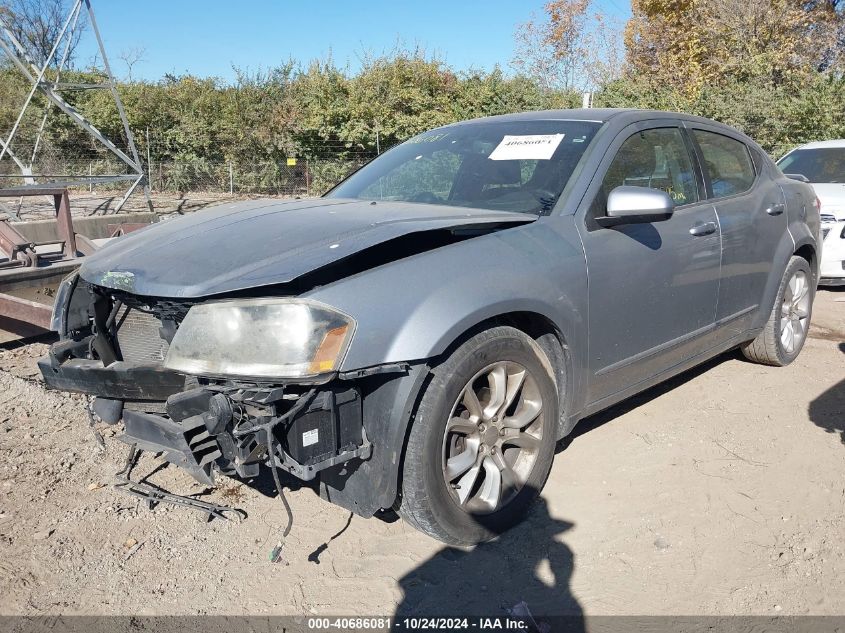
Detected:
left=780, top=270, right=811, bottom=354
left=441, top=361, right=544, bottom=514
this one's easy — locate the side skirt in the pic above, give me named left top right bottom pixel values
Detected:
left=575, top=327, right=761, bottom=423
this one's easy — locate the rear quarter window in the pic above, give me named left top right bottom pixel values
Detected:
left=693, top=130, right=756, bottom=199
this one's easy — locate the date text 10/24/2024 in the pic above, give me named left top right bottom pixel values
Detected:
left=306, top=617, right=532, bottom=630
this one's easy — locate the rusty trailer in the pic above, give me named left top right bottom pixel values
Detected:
left=0, top=186, right=154, bottom=341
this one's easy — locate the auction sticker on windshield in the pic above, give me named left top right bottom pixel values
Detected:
left=489, top=133, right=565, bottom=160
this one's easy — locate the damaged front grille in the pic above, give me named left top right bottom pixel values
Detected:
left=90, top=285, right=197, bottom=366
left=112, top=291, right=194, bottom=323
left=115, top=307, right=170, bottom=363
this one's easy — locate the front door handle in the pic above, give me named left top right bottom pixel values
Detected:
left=689, top=221, right=717, bottom=237
left=766, top=203, right=785, bottom=216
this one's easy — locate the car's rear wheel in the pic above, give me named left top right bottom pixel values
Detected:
left=398, top=326, right=558, bottom=545
left=741, top=256, right=814, bottom=366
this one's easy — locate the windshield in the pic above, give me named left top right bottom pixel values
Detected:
left=777, top=147, right=845, bottom=183
left=327, top=120, right=602, bottom=214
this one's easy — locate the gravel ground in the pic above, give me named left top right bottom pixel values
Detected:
left=0, top=289, right=842, bottom=617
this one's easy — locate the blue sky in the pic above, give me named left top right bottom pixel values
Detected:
left=75, top=0, right=630, bottom=82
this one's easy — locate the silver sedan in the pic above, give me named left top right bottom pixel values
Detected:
left=43, top=109, right=821, bottom=544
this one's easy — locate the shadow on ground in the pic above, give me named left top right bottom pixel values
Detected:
left=388, top=346, right=785, bottom=624
left=394, top=497, right=582, bottom=624
left=808, top=342, right=845, bottom=445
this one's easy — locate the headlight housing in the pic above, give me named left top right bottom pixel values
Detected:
left=164, top=298, right=355, bottom=379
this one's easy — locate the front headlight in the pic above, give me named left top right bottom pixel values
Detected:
left=164, top=298, right=355, bottom=379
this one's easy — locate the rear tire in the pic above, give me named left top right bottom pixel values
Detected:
left=398, top=326, right=558, bottom=545
left=741, top=256, right=814, bottom=366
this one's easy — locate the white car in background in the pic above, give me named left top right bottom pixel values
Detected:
left=778, top=139, right=845, bottom=285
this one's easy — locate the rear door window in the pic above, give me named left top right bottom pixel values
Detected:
left=693, top=130, right=756, bottom=199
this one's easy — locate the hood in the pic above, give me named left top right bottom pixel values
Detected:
left=80, top=198, right=535, bottom=298
left=811, top=183, right=845, bottom=220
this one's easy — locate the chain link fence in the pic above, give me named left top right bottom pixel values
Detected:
left=145, top=157, right=370, bottom=197
left=0, top=129, right=386, bottom=216
left=0, top=154, right=375, bottom=217
left=0, top=155, right=372, bottom=195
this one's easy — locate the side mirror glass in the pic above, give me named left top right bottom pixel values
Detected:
left=596, top=186, right=675, bottom=227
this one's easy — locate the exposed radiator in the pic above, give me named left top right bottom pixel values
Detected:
left=115, top=307, right=170, bottom=364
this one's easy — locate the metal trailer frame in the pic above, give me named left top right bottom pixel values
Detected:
left=0, top=186, right=94, bottom=331
left=0, top=186, right=152, bottom=338
left=0, top=0, right=153, bottom=215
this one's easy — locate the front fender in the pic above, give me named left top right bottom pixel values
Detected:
left=304, top=218, right=588, bottom=375
left=306, top=218, right=588, bottom=512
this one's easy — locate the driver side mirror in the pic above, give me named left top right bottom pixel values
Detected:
left=596, top=186, right=675, bottom=228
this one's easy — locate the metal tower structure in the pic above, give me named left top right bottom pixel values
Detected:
left=0, top=0, right=152, bottom=214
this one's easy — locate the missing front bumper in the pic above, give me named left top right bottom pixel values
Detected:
left=117, top=386, right=371, bottom=485
left=41, top=349, right=373, bottom=486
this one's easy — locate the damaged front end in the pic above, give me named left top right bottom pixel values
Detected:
left=39, top=201, right=534, bottom=521
left=40, top=275, right=383, bottom=505
left=120, top=383, right=371, bottom=486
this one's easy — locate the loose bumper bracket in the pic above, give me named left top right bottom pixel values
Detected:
left=120, top=410, right=221, bottom=485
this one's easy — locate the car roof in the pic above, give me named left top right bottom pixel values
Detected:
left=454, top=108, right=629, bottom=123
left=790, top=139, right=845, bottom=150
left=446, top=108, right=750, bottom=139
left=450, top=108, right=727, bottom=126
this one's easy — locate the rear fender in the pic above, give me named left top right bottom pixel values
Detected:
left=751, top=231, right=818, bottom=333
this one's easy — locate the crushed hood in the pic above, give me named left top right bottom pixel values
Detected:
left=80, top=198, right=536, bottom=298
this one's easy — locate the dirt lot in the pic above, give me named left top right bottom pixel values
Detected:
left=1, top=191, right=244, bottom=221
left=0, top=289, right=842, bottom=618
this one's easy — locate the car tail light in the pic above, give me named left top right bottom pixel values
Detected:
left=815, top=197, right=822, bottom=214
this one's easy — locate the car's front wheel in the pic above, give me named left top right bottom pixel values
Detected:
left=742, top=255, right=814, bottom=366
left=398, top=326, right=558, bottom=545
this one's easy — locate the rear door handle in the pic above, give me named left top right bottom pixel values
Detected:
left=689, top=221, right=717, bottom=237
left=766, top=203, right=785, bottom=216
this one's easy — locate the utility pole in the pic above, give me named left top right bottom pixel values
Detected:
left=146, top=127, right=152, bottom=192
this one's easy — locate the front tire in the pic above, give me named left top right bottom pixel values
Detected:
left=741, top=256, right=814, bottom=366
left=398, top=326, right=558, bottom=545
